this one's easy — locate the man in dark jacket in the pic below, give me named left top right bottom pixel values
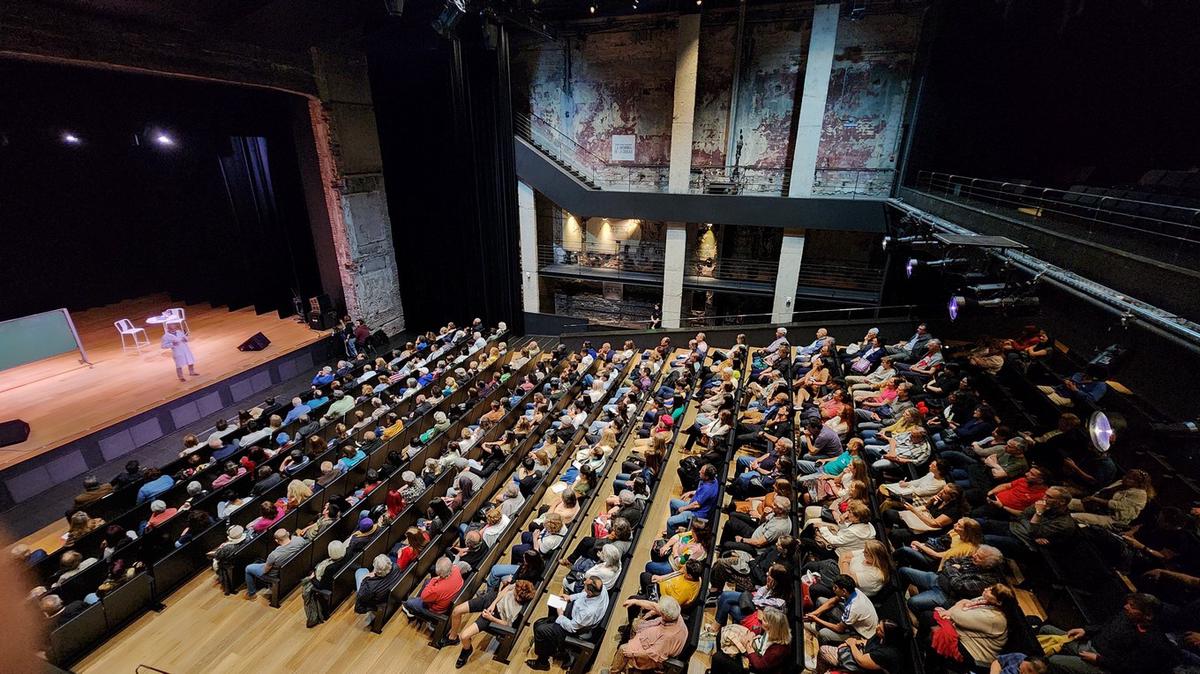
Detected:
left=1039, top=592, right=1178, bottom=674
left=354, top=553, right=401, bottom=616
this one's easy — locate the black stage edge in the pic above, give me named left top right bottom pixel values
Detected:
left=0, top=335, right=339, bottom=510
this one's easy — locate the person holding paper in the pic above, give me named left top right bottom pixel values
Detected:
left=526, top=577, right=609, bottom=671
left=162, top=325, right=198, bottom=382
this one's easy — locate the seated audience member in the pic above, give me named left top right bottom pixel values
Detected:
left=714, top=564, right=793, bottom=627
left=1038, top=365, right=1108, bottom=407
left=816, top=619, right=902, bottom=674
left=51, top=550, right=97, bottom=587
left=40, top=593, right=88, bottom=627
left=721, top=497, right=793, bottom=554
left=976, top=486, right=1076, bottom=557
left=526, top=576, right=609, bottom=671
left=354, top=554, right=401, bottom=619
left=639, top=559, right=704, bottom=613
left=604, top=597, right=688, bottom=674
left=665, top=464, right=719, bottom=533
left=802, top=539, right=891, bottom=600
left=1068, top=469, right=1153, bottom=529
left=135, top=468, right=174, bottom=505
left=448, top=579, right=537, bottom=668
left=302, top=540, right=350, bottom=627
left=145, top=500, right=178, bottom=531
left=10, top=544, right=48, bottom=568
left=711, top=607, right=792, bottom=674
left=244, top=529, right=308, bottom=599
left=393, top=526, right=431, bottom=571
left=111, top=460, right=143, bottom=490
left=899, top=544, right=1005, bottom=611
left=976, top=467, right=1049, bottom=519
left=885, top=323, right=932, bottom=362
left=402, top=556, right=463, bottom=618
left=73, top=475, right=114, bottom=510
left=805, top=574, right=880, bottom=645
left=1038, top=592, right=1178, bottom=674
left=65, top=510, right=104, bottom=546
left=927, top=584, right=1018, bottom=670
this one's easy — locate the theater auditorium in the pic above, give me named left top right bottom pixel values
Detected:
left=1, top=1, right=1198, bottom=673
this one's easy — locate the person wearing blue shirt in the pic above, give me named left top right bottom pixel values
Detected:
left=664, top=464, right=718, bottom=534
left=338, top=445, right=367, bottom=471
left=307, top=391, right=330, bottom=410
left=136, top=468, right=174, bottom=505
left=526, top=577, right=609, bottom=671
left=311, top=367, right=334, bottom=387
left=1043, top=366, right=1108, bottom=407
left=282, top=397, right=311, bottom=426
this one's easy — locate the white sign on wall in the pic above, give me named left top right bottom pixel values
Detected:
left=611, top=135, right=636, bottom=162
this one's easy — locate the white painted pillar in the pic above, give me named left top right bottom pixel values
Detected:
left=668, top=14, right=701, bottom=194
left=788, top=2, right=840, bottom=198
left=517, top=181, right=540, bottom=313
left=771, top=229, right=807, bottom=323
left=662, top=223, right=688, bottom=328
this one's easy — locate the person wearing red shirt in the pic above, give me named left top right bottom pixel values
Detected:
left=354, top=320, right=371, bottom=351
left=980, top=467, right=1049, bottom=517
left=394, top=526, right=430, bottom=571
left=402, top=556, right=462, bottom=616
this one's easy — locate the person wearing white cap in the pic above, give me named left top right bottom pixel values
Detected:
left=208, top=525, right=247, bottom=572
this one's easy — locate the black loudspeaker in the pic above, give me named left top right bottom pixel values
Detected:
left=308, top=294, right=333, bottom=314
left=238, top=332, right=271, bottom=352
left=0, top=420, right=30, bottom=448
left=369, top=329, right=390, bottom=349
left=308, top=311, right=338, bottom=331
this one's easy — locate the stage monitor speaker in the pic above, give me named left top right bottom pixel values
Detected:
left=237, top=332, right=271, bottom=352
left=369, top=329, right=389, bottom=349
left=307, top=311, right=337, bottom=331
left=0, top=420, right=30, bottom=448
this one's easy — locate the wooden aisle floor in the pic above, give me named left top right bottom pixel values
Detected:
left=0, top=294, right=324, bottom=472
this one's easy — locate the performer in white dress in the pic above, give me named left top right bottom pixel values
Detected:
left=162, top=326, right=198, bottom=381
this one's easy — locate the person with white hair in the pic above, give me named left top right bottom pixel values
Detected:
left=311, top=365, right=335, bottom=387
left=471, top=331, right=487, bottom=351
left=495, top=481, right=526, bottom=518
left=302, top=539, right=349, bottom=627
left=606, top=596, right=688, bottom=673
left=282, top=396, right=311, bottom=426
left=566, top=543, right=622, bottom=593
left=765, top=326, right=789, bottom=353
left=354, top=553, right=400, bottom=618
left=146, top=499, right=177, bottom=530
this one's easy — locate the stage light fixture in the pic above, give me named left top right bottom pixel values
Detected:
left=589, top=3, right=595, bottom=13
left=155, top=133, right=175, bottom=146
left=906, top=258, right=917, bottom=278
left=62, top=132, right=82, bottom=145
left=1088, top=411, right=1125, bottom=453
left=432, top=0, right=468, bottom=37
left=947, top=295, right=965, bottom=321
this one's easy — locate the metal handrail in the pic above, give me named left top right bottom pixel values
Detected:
left=913, top=170, right=1200, bottom=246
left=556, top=304, right=920, bottom=332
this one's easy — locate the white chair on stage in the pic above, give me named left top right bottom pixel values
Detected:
left=164, top=307, right=190, bottom=334
left=115, top=319, right=150, bottom=353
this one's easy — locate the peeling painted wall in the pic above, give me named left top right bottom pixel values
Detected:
left=691, top=18, right=808, bottom=172
left=515, top=27, right=676, bottom=167
left=815, top=12, right=921, bottom=196
left=514, top=7, right=920, bottom=199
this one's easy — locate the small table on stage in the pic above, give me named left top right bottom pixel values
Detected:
left=146, top=313, right=177, bottom=334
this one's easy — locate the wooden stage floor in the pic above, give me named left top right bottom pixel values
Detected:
left=0, top=294, right=324, bottom=472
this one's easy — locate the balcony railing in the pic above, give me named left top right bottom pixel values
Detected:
left=516, top=111, right=893, bottom=199
left=912, top=171, right=1200, bottom=253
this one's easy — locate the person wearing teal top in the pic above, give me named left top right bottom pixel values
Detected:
left=798, top=438, right=863, bottom=476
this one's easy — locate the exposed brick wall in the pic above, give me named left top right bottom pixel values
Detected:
left=815, top=12, right=922, bottom=195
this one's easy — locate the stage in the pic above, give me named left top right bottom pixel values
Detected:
left=0, top=295, right=326, bottom=500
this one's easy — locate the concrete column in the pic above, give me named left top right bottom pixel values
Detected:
left=517, top=180, right=540, bottom=313
left=309, top=49, right=405, bottom=333
left=662, top=222, right=688, bottom=328
left=771, top=229, right=807, bottom=323
left=668, top=14, right=701, bottom=194
left=788, top=2, right=840, bottom=198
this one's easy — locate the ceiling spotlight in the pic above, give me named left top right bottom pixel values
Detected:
left=155, top=133, right=175, bottom=146
left=62, top=132, right=82, bottom=145
left=906, top=258, right=917, bottom=279
left=589, top=3, right=596, bottom=12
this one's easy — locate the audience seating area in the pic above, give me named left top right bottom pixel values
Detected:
left=19, top=319, right=1200, bottom=674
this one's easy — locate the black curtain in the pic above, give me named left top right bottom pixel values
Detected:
left=0, top=62, right=322, bottom=321
left=368, top=7, right=524, bottom=332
